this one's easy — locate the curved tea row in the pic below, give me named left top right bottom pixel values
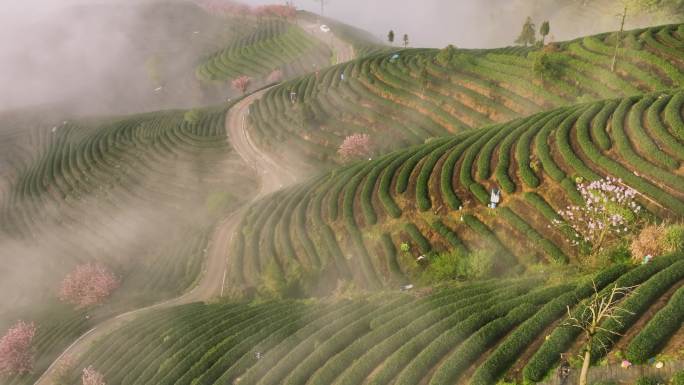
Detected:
left=197, top=18, right=332, bottom=82
left=247, top=23, right=684, bottom=164
left=228, top=90, right=684, bottom=294
left=64, top=260, right=684, bottom=384
left=0, top=104, right=258, bottom=385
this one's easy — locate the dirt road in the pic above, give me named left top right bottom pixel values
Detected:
left=33, top=24, right=355, bottom=385
left=302, top=20, right=355, bottom=64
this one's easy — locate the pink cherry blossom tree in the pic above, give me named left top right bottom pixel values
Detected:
left=0, top=321, right=37, bottom=377
left=338, top=134, right=373, bottom=161
left=266, top=69, right=284, bottom=84
left=59, top=263, right=120, bottom=308
left=231, top=76, right=252, bottom=95
left=553, top=176, right=641, bottom=258
left=81, top=366, right=106, bottom=385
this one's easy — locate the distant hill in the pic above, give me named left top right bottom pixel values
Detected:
left=246, top=23, right=684, bottom=165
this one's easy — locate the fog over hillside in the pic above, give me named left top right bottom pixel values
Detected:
left=0, top=0, right=237, bottom=114
left=1, top=0, right=680, bottom=114
left=245, top=0, right=681, bottom=48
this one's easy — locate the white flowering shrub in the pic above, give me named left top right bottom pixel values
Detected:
left=554, top=177, right=641, bottom=257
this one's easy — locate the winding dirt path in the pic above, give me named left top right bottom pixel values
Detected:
left=33, top=25, right=354, bottom=385
left=302, top=20, right=355, bottom=64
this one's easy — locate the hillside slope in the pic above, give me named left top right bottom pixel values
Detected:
left=228, top=89, right=684, bottom=295
left=0, top=103, right=259, bottom=385
left=61, top=259, right=684, bottom=384
left=196, top=18, right=332, bottom=82
left=246, top=23, right=684, bottom=164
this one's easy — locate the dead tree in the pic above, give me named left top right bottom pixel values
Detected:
left=611, top=5, right=628, bottom=72
left=563, top=282, right=637, bottom=385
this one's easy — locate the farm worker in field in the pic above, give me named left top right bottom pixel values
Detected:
left=340, top=73, right=345, bottom=81
left=489, top=188, right=501, bottom=209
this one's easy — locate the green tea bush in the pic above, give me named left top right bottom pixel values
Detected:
left=626, top=285, right=684, bottom=363
left=672, top=370, right=684, bottom=385
left=663, top=225, right=684, bottom=253
left=635, top=375, right=666, bottom=385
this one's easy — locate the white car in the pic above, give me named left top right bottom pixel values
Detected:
left=320, top=24, right=330, bottom=33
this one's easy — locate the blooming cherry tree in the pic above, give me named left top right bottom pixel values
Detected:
left=82, top=366, right=106, bottom=385
left=554, top=177, right=641, bottom=256
left=338, top=134, right=373, bottom=161
left=59, top=263, right=120, bottom=308
left=231, top=76, right=251, bottom=95
left=266, top=69, right=284, bottom=84
left=0, top=321, right=36, bottom=377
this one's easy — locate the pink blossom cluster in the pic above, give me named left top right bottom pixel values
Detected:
left=231, top=76, right=252, bottom=94
left=82, top=366, right=106, bottom=385
left=553, top=177, right=641, bottom=251
left=338, top=134, right=373, bottom=161
left=0, top=321, right=36, bottom=377
left=193, top=0, right=296, bottom=19
left=59, top=263, right=120, bottom=308
left=266, top=69, right=284, bottom=84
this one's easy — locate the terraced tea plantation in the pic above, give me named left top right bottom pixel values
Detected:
left=248, top=24, right=684, bottom=163
left=197, top=18, right=333, bottom=82
left=0, top=103, right=259, bottom=384
left=228, top=90, right=684, bottom=293
left=62, top=259, right=684, bottom=384
left=3, top=2, right=684, bottom=385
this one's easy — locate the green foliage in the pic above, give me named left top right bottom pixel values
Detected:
left=532, top=52, right=565, bottom=82
left=257, top=260, right=309, bottom=299
left=258, top=260, right=287, bottom=299
left=423, top=249, right=495, bottom=283
left=591, top=259, right=684, bottom=361
left=672, top=370, right=684, bottom=385
left=184, top=109, right=202, bottom=125
left=540, top=21, right=550, bottom=41
left=404, top=223, right=432, bottom=254
left=595, top=242, right=631, bottom=266
left=436, top=45, right=457, bottom=67
left=197, top=19, right=331, bottom=81
left=626, top=285, right=684, bottom=363
left=515, top=16, right=536, bottom=46
left=635, top=375, right=666, bottom=385
left=663, top=225, right=684, bottom=253
left=523, top=255, right=680, bottom=381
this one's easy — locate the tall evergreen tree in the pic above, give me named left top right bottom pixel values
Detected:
left=515, top=17, right=537, bottom=47
left=388, top=30, right=395, bottom=44
left=540, top=21, right=550, bottom=46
